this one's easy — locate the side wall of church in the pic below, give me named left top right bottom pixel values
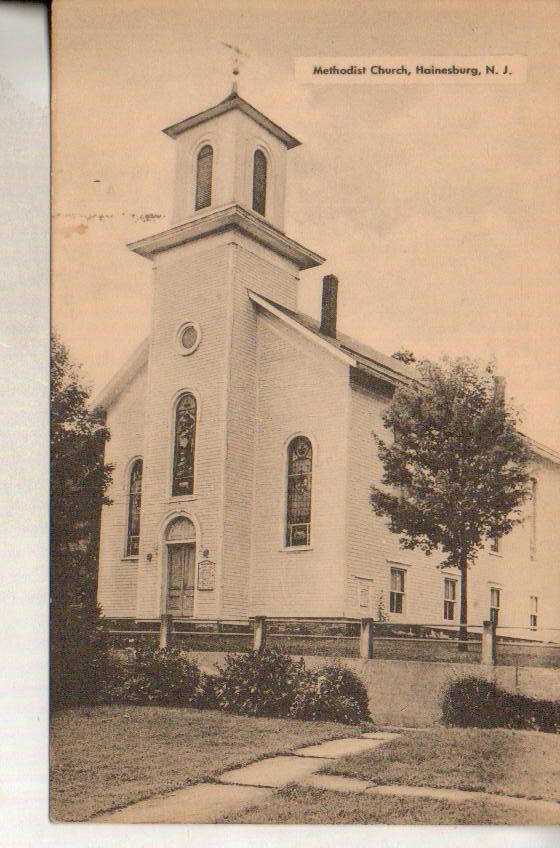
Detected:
left=97, top=364, right=147, bottom=618
left=220, top=242, right=300, bottom=619
left=250, top=312, right=350, bottom=617
left=344, top=383, right=560, bottom=640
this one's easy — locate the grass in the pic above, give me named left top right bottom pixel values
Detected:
left=50, top=705, right=368, bottom=821
left=219, top=783, right=560, bottom=825
left=321, top=727, right=560, bottom=802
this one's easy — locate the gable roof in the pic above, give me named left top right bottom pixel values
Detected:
left=162, top=91, right=301, bottom=149
left=248, top=290, right=418, bottom=388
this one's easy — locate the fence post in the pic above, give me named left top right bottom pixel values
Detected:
left=159, top=613, right=173, bottom=649
left=481, top=620, right=496, bottom=666
left=360, top=618, right=374, bottom=659
left=253, top=616, right=267, bottom=652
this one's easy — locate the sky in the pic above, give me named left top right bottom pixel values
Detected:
left=52, top=0, right=560, bottom=451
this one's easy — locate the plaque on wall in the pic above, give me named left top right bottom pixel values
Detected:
left=197, top=559, right=216, bottom=591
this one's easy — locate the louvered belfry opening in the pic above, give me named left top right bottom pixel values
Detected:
left=252, top=149, right=267, bottom=215
left=320, top=274, right=339, bottom=338
left=195, top=144, right=213, bottom=210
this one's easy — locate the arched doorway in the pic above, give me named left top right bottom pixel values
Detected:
left=164, top=516, right=196, bottom=617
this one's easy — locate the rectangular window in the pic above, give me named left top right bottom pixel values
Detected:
left=358, top=581, right=371, bottom=610
left=490, top=534, right=500, bottom=553
left=530, top=595, right=538, bottom=631
left=443, top=577, right=457, bottom=621
left=490, top=587, right=501, bottom=627
left=390, top=568, right=405, bottom=614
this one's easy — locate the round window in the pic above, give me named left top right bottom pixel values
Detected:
left=177, top=322, right=201, bottom=355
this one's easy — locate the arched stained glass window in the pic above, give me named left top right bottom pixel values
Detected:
left=126, top=459, right=142, bottom=557
left=286, top=436, right=312, bottom=547
left=172, top=393, right=197, bottom=496
left=195, top=145, right=213, bottom=210
left=252, top=149, right=267, bottom=216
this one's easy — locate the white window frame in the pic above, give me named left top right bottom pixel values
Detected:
left=443, top=577, right=457, bottom=622
left=389, top=567, right=406, bottom=615
left=530, top=595, right=538, bottom=631
left=490, top=586, right=501, bottom=627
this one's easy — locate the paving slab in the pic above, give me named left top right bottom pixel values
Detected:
left=302, top=773, right=373, bottom=794
left=364, top=784, right=560, bottom=823
left=95, top=783, right=271, bottom=824
left=218, top=754, right=330, bottom=788
left=294, top=737, right=386, bottom=759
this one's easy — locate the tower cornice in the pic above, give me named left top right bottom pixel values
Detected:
left=127, top=203, right=325, bottom=270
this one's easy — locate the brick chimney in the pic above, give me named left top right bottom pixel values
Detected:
left=320, top=274, right=338, bottom=338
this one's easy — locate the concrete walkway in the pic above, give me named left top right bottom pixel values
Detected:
left=95, top=729, right=560, bottom=825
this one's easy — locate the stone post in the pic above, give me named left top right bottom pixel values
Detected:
left=253, top=616, right=267, bottom=652
left=481, top=620, right=496, bottom=666
left=360, top=618, right=374, bottom=659
left=159, top=613, right=173, bottom=649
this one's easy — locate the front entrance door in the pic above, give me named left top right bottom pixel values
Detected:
left=167, top=542, right=195, bottom=617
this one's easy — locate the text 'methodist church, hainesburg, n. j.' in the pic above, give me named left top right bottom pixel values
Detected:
left=94, top=84, right=560, bottom=641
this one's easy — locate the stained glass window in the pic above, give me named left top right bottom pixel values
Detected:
left=126, top=458, right=142, bottom=557
left=195, top=145, right=213, bottom=210
left=172, top=393, right=197, bottom=496
left=286, top=436, right=312, bottom=547
left=252, top=149, right=267, bottom=216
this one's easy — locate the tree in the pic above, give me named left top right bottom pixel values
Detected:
left=391, top=348, right=417, bottom=365
left=370, top=357, right=533, bottom=647
left=50, top=333, right=113, bottom=706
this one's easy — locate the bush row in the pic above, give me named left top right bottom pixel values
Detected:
left=101, top=645, right=370, bottom=724
left=441, top=675, right=560, bottom=733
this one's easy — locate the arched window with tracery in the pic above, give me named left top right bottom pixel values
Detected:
left=126, top=458, right=142, bottom=557
left=252, top=149, right=267, bottom=216
left=195, top=145, right=213, bottom=210
left=172, top=393, right=197, bottom=496
left=286, top=436, right=312, bottom=547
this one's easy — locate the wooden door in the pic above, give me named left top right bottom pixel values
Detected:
left=166, top=542, right=195, bottom=617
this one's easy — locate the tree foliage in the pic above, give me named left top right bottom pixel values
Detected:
left=370, top=357, right=533, bottom=634
left=50, top=333, right=112, bottom=604
left=50, top=333, right=113, bottom=706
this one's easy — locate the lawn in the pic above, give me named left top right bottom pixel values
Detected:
left=50, top=705, right=367, bottom=821
left=219, top=783, right=559, bottom=825
left=320, top=727, right=560, bottom=802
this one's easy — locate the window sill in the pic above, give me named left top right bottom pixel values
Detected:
left=121, top=556, right=139, bottom=562
left=168, top=495, right=198, bottom=502
left=280, top=545, right=314, bottom=553
left=488, top=551, right=503, bottom=558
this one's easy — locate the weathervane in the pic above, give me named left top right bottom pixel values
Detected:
left=221, top=42, right=250, bottom=94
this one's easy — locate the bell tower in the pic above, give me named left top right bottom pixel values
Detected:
left=127, top=87, right=324, bottom=623
left=165, top=87, right=300, bottom=230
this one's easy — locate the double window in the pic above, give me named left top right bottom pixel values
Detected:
left=126, top=458, right=143, bottom=557
left=390, top=567, right=405, bottom=614
left=443, top=577, right=457, bottom=621
left=286, top=436, right=312, bottom=547
left=172, top=393, right=197, bottom=497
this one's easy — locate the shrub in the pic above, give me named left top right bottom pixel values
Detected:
left=441, top=675, right=560, bottom=733
left=112, top=645, right=201, bottom=706
left=214, top=648, right=305, bottom=717
left=50, top=599, right=118, bottom=709
left=290, top=664, right=370, bottom=724
left=195, top=672, right=220, bottom=710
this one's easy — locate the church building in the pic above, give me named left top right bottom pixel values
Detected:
left=95, top=87, right=560, bottom=641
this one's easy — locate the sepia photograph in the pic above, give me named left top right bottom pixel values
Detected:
left=43, top=0, right=560, bottom=835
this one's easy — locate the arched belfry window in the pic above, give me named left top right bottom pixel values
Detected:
left=195, top=145, right=213, bottom=210
left=126, top=459, right=143, bottom=557
left=286, top=436, right=312, bottom=547
left=172, top=393, right=197, bottom=496
left=252, top=149, right=267, bottom=216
